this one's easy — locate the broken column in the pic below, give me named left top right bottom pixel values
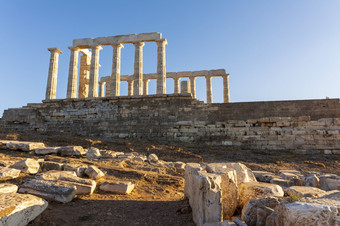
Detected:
left=206, top=76, right=213, bottom=103
left=181, top=80, right=191, bottom=94
left=143, top=79, right=150, bottom=95
left=223, top=74, right=230, bottom=103
left=133, top=42, right=145, bottom=96
left=88, top=45, right=102, bottom=98
left=45, top=48, right=62, bottom=100
left=111, top=43, right=124, bottom=97
left=66, top=47, right=80, bottom=98
left=156, top=39, right=167, bottom=94
left=189, top=77, right=196, bottom=98
left=173, top=77, right=180, bottom=94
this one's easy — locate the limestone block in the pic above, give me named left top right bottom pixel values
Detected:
left=148, top=154, right=159, bottom=163
left=0, top=167, right=21, bottom=179
left=238, top=182, right=284, bottom=208
left=241, top=197, right=281, bottom=226
left=59, top=146, right=87, bottom=157
left=9, top=159, right=40, bottom=174
left=100, top=150, right=118, bottom=158
left=63, top=163, right=88, bottom=177
left=99, top=181, right=134, bottom=194
left=85, top=165, right=105, bottom=179
left=86, top=147, right=101, bottom=159
left=19, top=179, right=76, bottom=203
left=319, top=174, right=340, bottom=191
left=184, top=163, right=203, bottom=200
left=35, top=147, right=60, bottom=155
left=286, top=186, right=326, bottom=198
left=0, top=193, right=48, bottom=226
left=253, top=171, right=276, bottom=183
left=35, top=170, right=77, bottom=180
left=270, top=178, right=290, bottom=187
left=0, top=183, right=18, bottom=194
left=6, top=141, right=45, bottom=151
left=174, top=161, right=186, bottom=173
left=224, top=162, right=257, bottom=186
left=322, top=178, right=340, bottom=191
left=304, top=174, right=320, bottom=187
left=41, top=161, right=64, bottom=171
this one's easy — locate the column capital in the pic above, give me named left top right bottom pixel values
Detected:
left=90, top=45, right=103, bottom=51
left=222, top=73, right=230, bottom=78
left=48, top=48, right=62, bottom=54
left=143, top=79, right=150, bottom=82
left=156, top=39, right=167, bottom=46
left=112, top=43, right=124, bottom=49
left=68, top=46, right=80, bottom=51
left=205, top=75, right=212, bottom=79
left=173, top=77, right=180, bottom=81
left=189, top=76, right=197, bottom=81
left=133, top=41, right=145, bottom=47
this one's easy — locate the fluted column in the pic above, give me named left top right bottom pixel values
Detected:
left=223, top=74, right=230, bottom=103
left=143, top=79, right=150, bottom=95
left=99, top=82, right=105, bottom=97
left=128, top=80, right=134, bottom=96
left=78, top=51, right=91, bottom=98
left=88, top=45, right=102, bottom=98
left=189, top=77, right=196, bottom=98
left=156, top=39, right=167, bottom=94
left=111, top=43, right=124, bottom=97
left=180, top=80, right=191, bottom=94
left=206, top=76, right=213, bottom=103
left=45, top=48, right=62, bottom=100
left=66, top=46, right=80, bottom=98
left=173, top=77, right=180, bottom=94
left=133, top=42, right=145, bottom=96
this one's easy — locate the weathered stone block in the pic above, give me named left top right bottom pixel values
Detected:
left=100, top=181, right=134, bottom=194
left=0, top=183, right=18, bottom=194
left=9, top=159, right=40, bottom=174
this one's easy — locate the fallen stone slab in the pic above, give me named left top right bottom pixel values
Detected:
left=270, top=177, right=290, bottom=187
left=86, top=147, right=101, bottom=159
left=100, top=181, right=134, bottom=194
left=6, top=141, right=45, bottom=151
left=0, top=193, right=48, bottom=226
left=238, top=181, right=284, bottom=208
left=35, top=170, right=77, bottom=180
left=286, top=186, right=327, bottom=198
left=218, top=162, right=256, bottom=186
left=9, top=158, right=40, bottom=174
left=41, top=161, right=64, bottom=171
left=253, top=170, right=276, bottom=183
left=63, top=163, right=88, bottom=177
left=58, top=146, right=87, bottom=157
left=19, top=179, right=76, bottom=203
left=0, top=167, right=21, bottom=179
left=303, top=173, right=320, bottom=188
left=85, top=166, right=105, bottom=179
left=35, top=147, right=60, bottom=155
left=0, top=183, right=18, bottom=194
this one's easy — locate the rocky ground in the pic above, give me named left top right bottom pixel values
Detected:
left=0, top=132, right=340, bottom=226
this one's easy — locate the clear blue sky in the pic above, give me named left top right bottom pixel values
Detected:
left=1, top=1, right=340, bottom=116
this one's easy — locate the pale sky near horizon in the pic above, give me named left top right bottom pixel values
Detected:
left=0, top=1, right=340, bottom=117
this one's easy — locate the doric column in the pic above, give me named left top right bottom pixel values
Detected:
left=111, top=43, right=124, bottom=97
left=128, top=80, right=134, bottom=96
left=45, top=48, right=62, bottom=100
left=156, top=39, right=167, bottom=94
left=205, top=76, right=213, bottom=103
left=223, top=74, right=230, bottom=103
left=133, top=42, right=145, bottom=96
left=66, top=46, right=80, bottom=98
left=189, top=77, right=196, bottom=98
left=180, top=80, right=191, bottom=94
left=143, top=79, right=150, bottom=95
left=88, top=45, right=102, bottom=98
left=99, top=82, right=105, bottom=97
left=173, top=77, right=180, bottom=94
left=78, top=51, right=91, bottom=98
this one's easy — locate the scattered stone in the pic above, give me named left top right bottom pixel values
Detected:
left=35, top=170, right=77, bottom=180
left=0, top=167, right=21, bottom=179
left=86, top=147, right=101, bottom=159
left=35, top=147, right=60, bottom=155
left=9, top=158, right=40, bottom=174
left=59, top=146, right=86, bottom=157
left=63, top=163, right=88, bottom=177
left=132, top=155, right=147, bottom=162
left=174, top=161, right=186, bottom=173
left=0, top=183, right=18, bottom=194
left=41, top=161, right=64, bottom=171
left=117, top=154, right=133, bottom=159
left=224, top=162, right=257, bottom=186
left=19, top=179, right=77, bottom=203
left=238, top=181, right=284, bottom=208
left=100, top=150, right=117, bottom=158
left=100, top=181, right=134, bottom=194
left=319, top=174, right=340, bottom=191
left=85, top=166, right=105, bottom=179
left=232, top=217, right=247, bottom=226
left=6, top=141, right=45, bottom=151
left=253, top=170, right=276, bottom=183
left=270, top=177, right=290, bottom=187
left=286, top=186, right=326, bottom=198
left=304, top=173, right=320, bottom=187
left=148, top=154, right=159, bottom=163
left=0, top=193, right=48, bottom=226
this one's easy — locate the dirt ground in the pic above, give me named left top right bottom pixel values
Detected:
left=1, top=132, right=340, bottom=226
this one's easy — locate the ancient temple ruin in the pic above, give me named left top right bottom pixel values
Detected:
left=45, top=32, right=230, bottom=103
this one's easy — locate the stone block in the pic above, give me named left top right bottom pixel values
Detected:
left=59, top=146, right=87, bottom=157
left=35, top=147, right=60, bottom=155
left=63, top=163, right=88, bottom=177
left=0, top=183, right=18, bottom=194
left=304, top=174, right=320, bottom=188
left=9, top=159, right=40, bottom=174
left=253, top=171, right=276, bottom=183
left=148, top=154, right=159, bottom=163
left=6, top=141, right=45, bottom=151
left=85, top=166, right=105, bottom=179
left=286, top=186, right=326, bottom=198
left=41, top=161, right=64, bottom=171
left=0, top=167, right=21, bottom=179
left=100, top=181, right=134, bottom=194
left=86, top=147, right=101, bottom=159
left=0, top=193, right=48, bottom=226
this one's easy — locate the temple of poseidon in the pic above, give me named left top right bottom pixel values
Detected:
left=2, top=32, right=340, bottom=154
left=46, top=32, right=230, bottom=103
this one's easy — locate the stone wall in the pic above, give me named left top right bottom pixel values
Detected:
left=1, top=95, right=340, bottom=153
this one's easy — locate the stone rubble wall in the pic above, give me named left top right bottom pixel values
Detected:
left=1, top=95, right=340, bottom=153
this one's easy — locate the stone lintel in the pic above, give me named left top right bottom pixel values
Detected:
left=48, top=48, right=62, bottom=54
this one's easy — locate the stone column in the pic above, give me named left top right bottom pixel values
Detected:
left=45, top=48, right=62, bottom=100
left=99, top=82, right=105, bottom=97
left=133, top=42, right=145, bottom=96
left=189, top=77, right=196, bottom=98
left=223, top=74, right=230, bottom=103
left=111, top=43, right=124, bottom=97
left=205, top=76, right=213, bottom=103
left=143, top=79, right=150, bottom=95
left=180, top=80, right=191, bottom=94
left=173, top=77, right=180, bottom=94
left=66, top=46, right=80, bottom=98
left=128, top=80, right=134, bottom=96
left=78, top=51, right=91, bottom=98
left=88, top=45, right=102, bottom=98
left=156, top=39, right=167, bottom=94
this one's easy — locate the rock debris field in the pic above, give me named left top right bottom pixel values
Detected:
left=0, top=135, right=339, bottom=226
